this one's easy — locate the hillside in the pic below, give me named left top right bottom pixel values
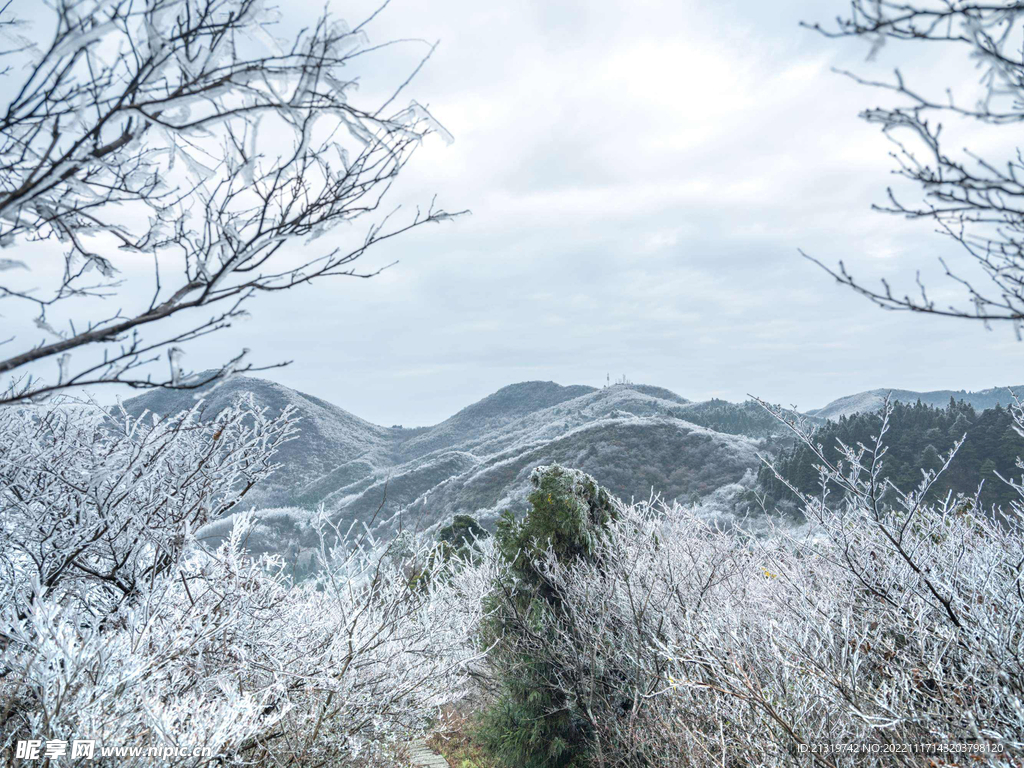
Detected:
left=809, top=385, right=1022, bottom=420
left=125, top=375, right=1019, bottom=562
left=378, top=385, right=762, bottom=534
left=761, top=397, right=1021, bottom=513
left=122, top=377, right=772, bottom=558
left=395, top=381, right=599, bottom=459
left=120, top=374, right=396, bottom=509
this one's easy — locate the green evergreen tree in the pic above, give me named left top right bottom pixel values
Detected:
left=921, top=444, right=942, bottom=473
left=480, top=465, right=617, bottom=768
left=949, top=412, right=972, bottom=440
left=435, top=513, right=490, bottom=562
left=980, top=458, right=998, bottom=480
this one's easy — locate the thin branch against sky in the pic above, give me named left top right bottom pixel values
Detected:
left=1, top=0, right=1017, bottom=425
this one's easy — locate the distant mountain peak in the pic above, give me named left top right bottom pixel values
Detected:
left=463, top=380, right=598, bottom=412
left=808, top=385, right=1022, bottom=420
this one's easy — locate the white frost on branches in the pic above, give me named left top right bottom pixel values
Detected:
left=481, top=398, right=1024, bottom=766
left=0, top=0, right=463, bottom=404
left=0, top=399, right=488, bottom=766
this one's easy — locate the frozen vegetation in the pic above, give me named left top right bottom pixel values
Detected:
left=2, top=0, right=1023, bottom=763
left=4, top=390, right=1023, bottom=766
left=0, top=399, right=489, bottom=766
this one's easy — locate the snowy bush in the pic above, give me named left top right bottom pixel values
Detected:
left=479, top=405, right=1024, bottom=766
left=0, top=399, right=489, bottom=766
left=0, top=397, right=298, bottom=617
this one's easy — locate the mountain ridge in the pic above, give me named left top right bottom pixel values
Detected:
left=122, top=377, right=765, bottom=548
left=808, top=385, right=1022, bottom=421
left=120, top=375, right=1019, bottom=562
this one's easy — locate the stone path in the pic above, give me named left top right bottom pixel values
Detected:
left=407, top=737, right=450, bottom=767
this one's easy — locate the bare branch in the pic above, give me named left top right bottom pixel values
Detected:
left=0, top=0, right=463, bottom=404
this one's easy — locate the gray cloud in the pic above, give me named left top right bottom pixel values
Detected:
left=7, top=0, right=1018, bottom=426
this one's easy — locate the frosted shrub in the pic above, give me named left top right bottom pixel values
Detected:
left=0, top=397, right=298, bottom=618
left=0, top=400, right=487, bottom=766
left=485, top=404, right=1024, bottom=766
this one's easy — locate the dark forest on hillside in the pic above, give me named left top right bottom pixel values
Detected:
left=758, top=400, right=1021, bottom=512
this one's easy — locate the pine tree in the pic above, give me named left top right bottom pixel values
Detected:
left=980, top=458, right=998, bottom=480
left=480, top=465, right=616, bottom=768
left=921, top=444, right=942, bottom=473
left=949, top=413, right=972, bottom=440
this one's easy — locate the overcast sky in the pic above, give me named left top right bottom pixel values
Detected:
left=8, top=0, right=1022, bottom=426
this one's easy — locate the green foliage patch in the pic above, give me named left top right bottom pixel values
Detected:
left=478, top=465, right=617, bottom=768
left=759, top=398, right=1020, bottom=512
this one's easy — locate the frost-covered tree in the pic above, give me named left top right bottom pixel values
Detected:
left=0, top=396, right=297, bottom=618
left=0, top=0, right=460, bottom=404
left=806, top=2, right=1024, bottom=332
left=0, top=399, right=490, bottom=766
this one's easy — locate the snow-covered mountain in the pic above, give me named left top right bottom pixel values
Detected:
left=120, top=375, right=397, bottom=510
left=808, top=385, right=1022, bottom=421
left=359, top=384, right=764, bottom=535
left=125, top=375, right=1021, bottom=559
left=122, top=377, right=774, bottom=556
left=123, top=375, right=1019, bottom=562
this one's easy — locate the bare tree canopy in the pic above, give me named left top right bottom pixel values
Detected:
left=0, top=0, right=461, bottom=405
left=806, top=2, right=1024, bottom=334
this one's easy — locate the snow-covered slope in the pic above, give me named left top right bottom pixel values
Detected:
left=120, top=374, right=395, bottom=509
left=396, top=381, right=598, bottom=459
left=126, top=375, right=1021, bottom=561
left=127, top=377, right=772, bottom=553
left=311, top=383, right=765, bottom=535
left=808, top=385, right=1023, bottom=421
left=394, top=415, right=761, bottom=534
